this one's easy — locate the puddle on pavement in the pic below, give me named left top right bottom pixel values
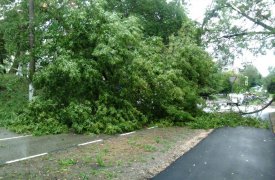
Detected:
left=0, top=131, right=110, bottom=164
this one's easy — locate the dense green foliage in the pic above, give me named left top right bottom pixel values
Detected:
left=240, top=65, right=262, bottom=88
left=267, top=80, right=275, bottom=94
left=0, top=74, right=28, bottom=127
left=216, top=66, right=264, bottom=94
left=107, top=0, right=186, bottom=43
left=0, top=0, right=219, bottom=135
left=215, top=71, right=248, bottom=94
left=0, top=0, right=30, bottom=73
left=0, top=0, right=269, bottom=135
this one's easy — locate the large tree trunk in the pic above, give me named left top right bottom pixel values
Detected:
left=28, top=0, right=35, bottom=101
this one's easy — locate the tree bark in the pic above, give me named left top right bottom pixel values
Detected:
left=28, top=0, right=35, bottom=101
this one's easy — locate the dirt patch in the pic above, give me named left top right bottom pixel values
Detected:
left=0, top=127, right=212, bottom=179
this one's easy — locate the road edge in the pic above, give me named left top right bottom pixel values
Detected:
left=146, top=129, right=214, bottom=178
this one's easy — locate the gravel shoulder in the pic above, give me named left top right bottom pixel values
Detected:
left=0, top=127, right=212, bottom=179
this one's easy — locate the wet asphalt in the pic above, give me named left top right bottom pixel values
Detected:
left=152, top=127, right=275, bottom=180
left=0, top=128, right=107, bottom=164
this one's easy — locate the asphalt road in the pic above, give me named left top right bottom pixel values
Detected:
left=0, top=128, right=106, bottom=165
left=153, top=127, right=275, bottom=180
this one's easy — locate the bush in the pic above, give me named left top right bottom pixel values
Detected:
left=0, top=74, right=28, bottom=127
left=9, top=98, right=68, bottom=135
left=10, top=94, right=148, bottom=135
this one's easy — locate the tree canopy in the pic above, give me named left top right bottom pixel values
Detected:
left=241, top=65, right=262, bottom=88
left=107, top=0, right=186, bottom=43
left=202, top=0, right=275, bottom=65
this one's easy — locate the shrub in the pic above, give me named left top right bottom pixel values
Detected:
left=0, top=74, right=28, bottom=127
left=9, top=98, right=68, bottom=135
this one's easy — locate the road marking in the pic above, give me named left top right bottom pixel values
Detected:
left=78, top=139, right=103, bottom=146
left=0, top=135, right=32, bottom=141
left=147, top=126, right=157, bottom=130
left=5, top=153, right=48, bottom=164
left=120, top=131, right=136, bottom=136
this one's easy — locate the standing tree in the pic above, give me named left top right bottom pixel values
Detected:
left=241, top=65, right=262, bottom=88
left=107, top=0, right=186, bottom=43
left=0, top=1, right=29, bottom=74
left=28, top=0, right=35, bottom=101
left=1, top=0, right=37, bottom=100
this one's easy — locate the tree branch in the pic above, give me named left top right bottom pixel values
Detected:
left=239, top=98, right=274, bottom=115
left=201, top=5, right=227, bottom=30
left=221, top=31, right=274, bottom=39
left=227, top=3, right=275, bottom=32
left=205, top=31, right=274, bottom=44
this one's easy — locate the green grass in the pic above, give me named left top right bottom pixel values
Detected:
left=0, top=74, right=28, bottom=127
left=154, top=136, right=161, bottom=143
left=91, top=169, right=117, bottom=179
left=143, top=144, right=157, bottom=152
left=58, top=158, right=77, bottom=167
left=96, top=152, right=106, bottom=167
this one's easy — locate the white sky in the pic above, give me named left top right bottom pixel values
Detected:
left=186, top=0, right=274, bottom=77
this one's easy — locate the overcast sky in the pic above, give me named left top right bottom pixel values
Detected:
left=186, top=0, right=274, bottom=77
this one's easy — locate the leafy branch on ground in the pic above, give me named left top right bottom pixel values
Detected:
left=187, top=112, right=269, bottom=129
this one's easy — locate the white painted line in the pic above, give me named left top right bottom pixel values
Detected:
left=147, top=126, right=157, bottom=130
left=78, top=139, right=103, bottom=146
left=120, top=131, right=136, bottom=136
left=0, top=135, right=32, bottom=141
left=5, top=153, right=48, bottom=164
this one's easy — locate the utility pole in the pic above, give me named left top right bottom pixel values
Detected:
left=28, top=0, right=35, bottom=101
